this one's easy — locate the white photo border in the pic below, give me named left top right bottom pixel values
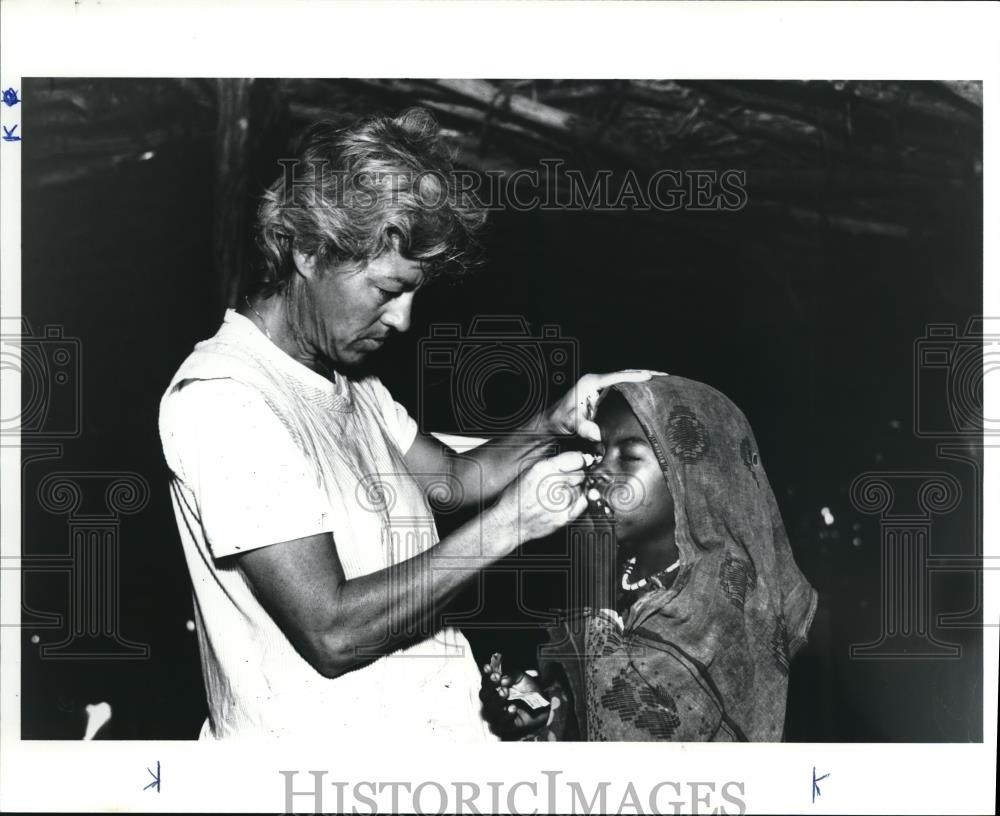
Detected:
left=1, top=1, right=996, bottom=814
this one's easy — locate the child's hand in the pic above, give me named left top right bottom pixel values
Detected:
left=480, top=653, right=551, bottom=737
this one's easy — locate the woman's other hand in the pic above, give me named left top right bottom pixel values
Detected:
left=490, top=450, right=590, bottom=547
left=545, top=370, right=669, bottom=443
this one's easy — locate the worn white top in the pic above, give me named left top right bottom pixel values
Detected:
left=158, top=309, right=494, bottom=741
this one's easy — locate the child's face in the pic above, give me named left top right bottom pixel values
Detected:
left=593, top=391, right=675, bottom=549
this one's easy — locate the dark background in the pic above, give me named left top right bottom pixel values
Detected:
left=16, top=78, right=984, bottom=741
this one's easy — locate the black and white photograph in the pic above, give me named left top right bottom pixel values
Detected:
left=0, top=3, right=996, bottom=815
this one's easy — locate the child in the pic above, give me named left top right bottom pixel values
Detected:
left=485, top=375, right=817, bottom=741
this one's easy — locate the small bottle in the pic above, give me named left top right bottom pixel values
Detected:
left=583, top=468, right=616, bottom=522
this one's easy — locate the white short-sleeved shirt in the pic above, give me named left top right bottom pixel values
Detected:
left=159, top=310, right=494, bottom=741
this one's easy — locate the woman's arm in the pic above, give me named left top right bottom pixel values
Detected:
left=236, top=451, right=590, bottom=679
left=404, top=370, right=663, bottom=508
left=403, top=424, right=557, bottom=511
left=237, top=511, right=504, bottom=678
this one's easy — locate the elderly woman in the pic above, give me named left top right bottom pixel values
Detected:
left=159, top=108, right=654, bottom=740
left=486, top=375, right=817, bottom=741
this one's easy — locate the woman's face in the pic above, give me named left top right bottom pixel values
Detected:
left=593, top=391, right=675, bottom=551
left=294, top=247, right=425, bottom=369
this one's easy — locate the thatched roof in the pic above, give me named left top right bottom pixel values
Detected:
left=25, top=77, right=982, bottom=303
left=29, top=77, right=982, bottom=220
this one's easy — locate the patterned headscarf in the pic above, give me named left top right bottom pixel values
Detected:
left=541, top=375, right=817, bottom=741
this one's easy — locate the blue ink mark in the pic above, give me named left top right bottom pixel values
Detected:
left=812, top=766, right=829, bottom=803
left=2, top=124, right=20, bottom=142
left=1, top=88, right=19, bottom=107
left=144, top=760, right=160, bottom=793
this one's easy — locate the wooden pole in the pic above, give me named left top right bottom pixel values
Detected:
left=213, top=78, right=253, bottom=309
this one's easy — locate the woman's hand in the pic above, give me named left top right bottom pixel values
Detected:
left=544, top=370, right=669, bottom=443
left=490, top=450, right=591, bottom=548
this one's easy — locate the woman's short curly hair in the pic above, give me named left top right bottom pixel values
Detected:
left=252, top=107, right=486, bottom=293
